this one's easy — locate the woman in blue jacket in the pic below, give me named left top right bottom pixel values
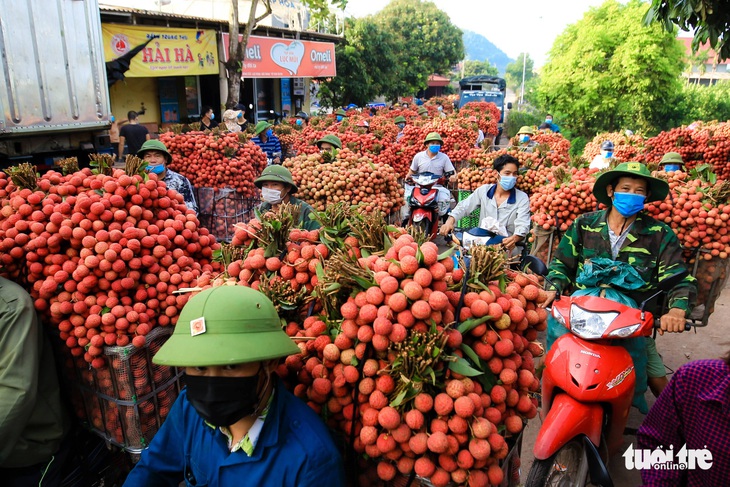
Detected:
left=123, top=286, right=345, bottom=487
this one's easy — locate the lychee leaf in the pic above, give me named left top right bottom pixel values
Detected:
left=474, top=368, right=499, bottom=394
left=437, top=248, right=454, bottom=260
left=456, top=315, right=492, bottom=334
left=390, top=389, right=408, bottom=408
left=449, top=357, right=484, bottom=377
left=460, top=343, right=481, bottom=367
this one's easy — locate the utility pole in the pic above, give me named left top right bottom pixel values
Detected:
left=520, top=53, right=527, bottom=105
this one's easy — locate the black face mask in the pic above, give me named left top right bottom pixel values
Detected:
left=184, top=370, right=265, bottom=427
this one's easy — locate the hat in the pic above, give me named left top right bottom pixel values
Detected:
left=394, top=116, right=406, bottom=124
left=424, top=132, right=444, bottom=145
left=223, top=109, right=241, bottom=122
left=601, top=140, right=615, bottom=151
left=234, top=103, right=246, bottom=111
left=592, top=162, right=669, bottom=206
left=315, top=134, right=342, bottom=150
left=659, top=152, right=683, bottom=165
left=254, top=121, right=272, bottom=135
left=335, top=108, right=347, bottom=117
left=517, top=126, right=534, bottom=136
left=137, top=140, right=172, bottom=164
left=254, top=165, right=298, bottom=193
left=295, top=111, right=309, bottom=120
left=468, top=116, right=478, bottom=122
left=356, top=120, right=369, bottom=128
left=152, top=287, right=300, bottom=367
left=417, top=107, right=428, bottom=115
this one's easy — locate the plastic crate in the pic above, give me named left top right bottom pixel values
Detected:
left=54, top=326, right=183, bottom=454
left=196, top=187, right=259, bottom=243
left=456, top=189, right=480, bottom=229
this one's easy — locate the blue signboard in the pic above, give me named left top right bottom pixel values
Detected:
left=281, top=78, right=292, bottom=116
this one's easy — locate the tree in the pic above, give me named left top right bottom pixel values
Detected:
left=535, top=0, right=686, bottom=137
left=374, top=0, right=464, bottom=100
left=224, top=0, right=347, bottom=108
left=505, top=53, right=535, bottom=94
left=686, top=49, right=710, bottom=84
left=316, top=17, right=398, bottom=107
left=645, top=0, right=730, bottom=61
left=462, top=60, right=499, bottom=78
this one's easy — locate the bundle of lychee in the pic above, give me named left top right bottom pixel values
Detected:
left=273, top=230, right=547, bottom=487
left=532, top=132, right=571, bottom=159
left=582, top=131, right=646, bottom=163
left=0, top=160, right=218, bottom=368
left=457, top=147, right=563, bottom=193
left=529, top=166, right=600, bottom=231
left=159, top=130, right=267, bottom=198
left=456, top=101, right=500, bottom=138
left=283, top=148, right=404, bottom=215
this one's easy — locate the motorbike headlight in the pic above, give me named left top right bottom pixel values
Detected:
left=570, top=305, right=619, bottom=340
left=552, top=306, right=566, bottom=327
left=607, top=323, right=641, bottom=338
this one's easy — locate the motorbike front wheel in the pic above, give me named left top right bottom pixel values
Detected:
left=525, top=439, right=590, bottom=487
left=413, top=217, right=432, bottom=235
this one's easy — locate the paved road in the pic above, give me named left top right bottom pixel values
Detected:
left=518, top=279, right=730, bottom=485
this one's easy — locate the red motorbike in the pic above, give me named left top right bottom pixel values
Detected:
left=525, top=268, right=689, bottom=487
left=407, top=172, right=446, bottom=237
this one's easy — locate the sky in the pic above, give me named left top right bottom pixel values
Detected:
left=343, top=0, right=609, bottom=68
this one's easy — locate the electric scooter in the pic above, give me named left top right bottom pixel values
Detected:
left=407, top=172, right=446, bottom=238
left=525, top=271, right=690, bottom=487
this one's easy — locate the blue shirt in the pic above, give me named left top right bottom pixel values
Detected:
left=123, top=380, right=345, bottom=487
left=252, top=134, right=283, bottom=159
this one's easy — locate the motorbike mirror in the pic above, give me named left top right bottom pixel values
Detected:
left=521, top=255, right=548, bottom=277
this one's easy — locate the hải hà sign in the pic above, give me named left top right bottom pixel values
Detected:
left=221, top=34, right=336, bottom=78
left=102, top=24, right=219, bottom=77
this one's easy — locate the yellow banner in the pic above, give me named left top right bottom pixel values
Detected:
left=102, top=24, right=218, bottom=77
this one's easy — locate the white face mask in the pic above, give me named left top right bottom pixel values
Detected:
left=261, top=187, right=283, bottom=203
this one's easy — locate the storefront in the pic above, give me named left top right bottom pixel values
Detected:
left=101, top=21, right=221, bottom=133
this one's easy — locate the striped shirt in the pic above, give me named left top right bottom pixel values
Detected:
left=252, top=134, right=282, bottom=160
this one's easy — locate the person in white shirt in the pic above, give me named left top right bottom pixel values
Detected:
left=402, top=132, right=456, bottom=222
left=440, top=154, right=531, bottom=256
left=590, top=140, right=615, bottom=170
left=469, top=116, right=486, bottom=147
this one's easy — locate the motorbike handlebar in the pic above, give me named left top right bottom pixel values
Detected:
left=654, top=319, right=693, bottom=332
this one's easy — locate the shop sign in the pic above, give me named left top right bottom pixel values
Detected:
left=222, top=34, right=336, bottom=78
left=102, top=24, right=218, bottom=77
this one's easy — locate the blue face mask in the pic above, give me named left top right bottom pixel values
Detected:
left=428, top=144, right=440, bottom=154
left=209, top=113, right=215, bottom=120
left=663, top=164, right=681, bottom=172
left=110, top=115, right=115, bottom=122
left=336, top=115, right=343, bottom=122
left=146, top=164, right=165, bottom=175
left=266, top=129, right=273, bottom=138
left=499, top=175, right=517, bottom=191
left=397, top=123, right=406, bottom=130
left=296, top=119, right=303, bottom=126
left=545, top=119, right=552, bottom=124
left=603, top=151, right=613, bottom=159
left=612, top=192, right=646, bottom=218
left=519, top=135, right=530, bottom=144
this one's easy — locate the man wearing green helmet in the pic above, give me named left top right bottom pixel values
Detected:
left=123, top=286, right=344, bottom=487
left=137, top=140, right=198, bottom=215
left=252, top=121, right=283, bottom=165
left=314, top=134, right=342, bottom=157
left=658, top=152, right=685, bottom=173
left=540, top=162, right=697, bottom=398
left=254, top=165, right=320, bottom=230
left=394, top=116, right=407, bottom=142
left=403, top=132, right=456, bottom=222
left=334, top=108, right=347, bottom=123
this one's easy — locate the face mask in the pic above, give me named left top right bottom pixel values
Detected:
left=602, top=150, right=613, bottom=159
left=110, top=116, right=115, bottom=122
left=437, top=106, right=443, bottom=112
left=612, top=192, right=646, bottom=218
left=296, top=119, right=303, bottom=126
left=499, top=175, right=517, bottom=191
left=519, top=135, right=530, bottom=144
left=185, top=373, right=263, bottom=427
left=261, top=187, right=283, bottom=203
left=336, top=115, right=343, bottom=122
left=146, top=164, right=165, bottom=175
left=397, top=123, right=406, bottom=130
left=209, top=113, right=215, bottom=120
left=545, top=119, right=552, bottom=124
left=428, top=144, right=440, bottom=154
left=663, top=164, right=681, bottom=172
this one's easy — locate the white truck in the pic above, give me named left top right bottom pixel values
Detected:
left=0, top=0, right=111, bottom=169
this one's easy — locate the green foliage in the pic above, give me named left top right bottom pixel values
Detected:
left=462, top=59, right=499, bottom=77
left=536, top=0, right=687, bottom=138
left=504, top=107, right=544, bottom=138
left=645, top=0, right=730, bottom=61
left=374, top=0, right=464, bottom=100
left=569, top=136, right=588, bottom=158
left=505, top=53, right=535, bottom=91
left=316, top=17, right=397, bottom=107
left=671, top=81, right=730, bottom=125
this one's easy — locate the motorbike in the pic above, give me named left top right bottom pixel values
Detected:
left=525, top=271, right=690, bottom=487
left=406, top=172, right=446, bottom=237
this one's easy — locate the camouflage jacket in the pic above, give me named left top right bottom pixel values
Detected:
left=547, top=210, right=696, bottom=315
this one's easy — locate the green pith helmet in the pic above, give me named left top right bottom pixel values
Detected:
left=316, top=134, right=342, bottom=150
left=254, top=121, right=272, bottom=135
left=335, top=108, right=347, bottom=117
left=517, top=126, right=534, bottom=136
left=137, top=139, right=172, bottom=164
left=394, top=116, right=407, bottom=124
left=255, top=165, right=298, bottom=193
left=417, top=107, right=428, bottom=115
left=659, top=152, right=684, bottom=165
left=592, top=161, right=669, bottom=206
left=152, top=287, right=300, bottom=367
left=424, top=132, right=444, bottom=145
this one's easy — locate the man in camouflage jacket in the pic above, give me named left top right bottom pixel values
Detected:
left=541, top=162, right=696, bottom=396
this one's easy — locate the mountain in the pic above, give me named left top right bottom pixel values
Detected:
left=462, top=30, right=514, bottom=75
